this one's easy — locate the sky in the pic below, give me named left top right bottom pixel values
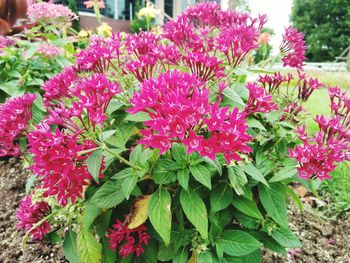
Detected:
left=248, top=0, right=293, bottom=53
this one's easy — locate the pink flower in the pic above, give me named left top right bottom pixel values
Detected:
left=27, top=124, right=102, bottom=206
left=42, top=66, right=77, bottom=106
left=37, top=43, right=63, bottom=57
left=84, top=0, right=105, bottom=9
left=129, top=70, right=252, bottom=163
left=258, top=72, right=292, bottom=95
left=17, top=196, right=51, bottom=240
left=0, top=94, right=36, bottom=157
left=107, top=219, right=150, bottom=258
left=296, top=71, right=323, bottom=101
left=290, top=88, right=350, bottom=180
left=244, top=82, right=278, bottom=116
left=280, top=26, right=306, bottom=69
left=27, top=2, right=78, bottom=23
left=0, top=36, right=15, bottom=48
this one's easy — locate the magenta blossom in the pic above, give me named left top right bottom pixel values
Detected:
left=107, top=219, right=150, bottom=258
left=17, top=196, right=51, bottom=240
left=129, top=70, right=252, bottom=163
left=0, top=94, right=36, bottom=157
left=280, top=26, right=306, bottom=69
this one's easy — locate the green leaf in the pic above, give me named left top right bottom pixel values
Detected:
left=82, top=202, right=101, bottom=230
left=177, top=168, right=189, bottom=190
left=241, top=163, right=269, bottom=187
left=142, top=239, right=158, bottom=263
left=258, top=183, right=288, bottom=227
left=63, top=230, right=80, bottom=263
left=101, top=237, right=116, bottom=263
left=222, top=87, right=245, bottom=107
left=25, top=174, right=37, bottom=195
left=190, top=164, right=211, bottom=189
left=248, top=231, right=287, bottom=254
left=217, top=230, right=262, bottom=257
left=152, top=159, right=177, bottom=184
left=86, top=149, right=103, bottom=183
left=228, top=167, right=247, bottom=195
left=210, top=183, right=233, bottom=214
left=90, top=180, right=125, bottom=209
left=122, top=174, right=138, bottom=200
left=247, top=118, right=266, bottom=131
left=111, top=168, right=133, bottom=180
left=172, top=143, right=187, bottom=164
left=269, top=167, right=297, bottom=182
left=232, top=197, right=263, bottom=220
left=286, top=187, right=303, bottom=211
left=158, top=244, right=175, bottom=261
left=271, top=227, right=301, bottom=248
left=198, top=251, right=212, bottom=263
left=99, top=130, right=116, bottom=142
left=148, top=188, right=172, bottom=246
left=77, top=227, right=102, bottom=263
left=242, top=249, right=261, bottom=263
left=125, top=111, right=151, bottom=122
left=180, top=188, right=208, bottom=240
left=173, top=246, right=188, bottom=263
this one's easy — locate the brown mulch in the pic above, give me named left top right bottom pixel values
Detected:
left=0, top=159, right=349, bottom=263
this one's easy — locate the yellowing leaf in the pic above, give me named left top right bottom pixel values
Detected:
left=187, top=251, right=197, bottom=263
left=128, top=195, right=151, bottom=229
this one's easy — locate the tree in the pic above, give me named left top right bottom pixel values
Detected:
left=291, top=0, right=350, bottom=62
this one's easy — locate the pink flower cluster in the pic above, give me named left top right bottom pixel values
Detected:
left=107, top=219, right=150, bottom=258
left=0, top=36, right=15, bottom=48
left=27, top=2, right=78, bottom=23
left=245, top=82, right=278, bottom=116
left=296, top=71, right=323, bottom=101
left=37, top=43, right=63, bottom=58
left=290, top=88, right=350, bottom=180
left=163, top=2, right=266, bottom=67
left=76, top=34, right=123, bottom=72
left=17, top=196, right=51, bottom=240
left=27, top=123, right=100, bottom=206
left=258, top=72, right=292, bottom=95
left=280, top=26, right=306, bottom=69
left=0, top=94, right=36, bottom=157
left=129, top=70, right=252, bottom=163
left=42, top=66, right=77, bottom=106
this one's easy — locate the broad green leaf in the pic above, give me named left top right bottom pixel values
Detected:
left=99, top=130, right=116, bottom=142
left=286, top=187, right=303, bottom=211
left=198, top=251, right=212, bottom=263
left=172, top=143, right=187, bottom=164
left=101, top=237, right=116, bottom=263
left=158, top=244, right=175, bottom=261
left=241, top=249, right=261, bottom=263
left=217, top=230, right=262, bottom=257
left=90, top=180, right=125, bottom=209
left=86, top=149, right=103, bottom=183
left=77, top=227, right=102, bottom=263
left=248, top=231, right=287, bottom=254
left=190, top=164, right=211, bottom=189
left=173, top=246, right=188, bottom=263
left=82, top=202, right=101, bottom=230
left=228, top=167, right=246, bottom=195
left=125, top=111, right=151, bottom=122
left=128, top=195, right=151, bottom=229
left=269, top=167, right=297, bottom=182
left=232, top=197, right=263, bottom=220
left=210, top=183, right=233, bottom=214
left=222, top=87, right=245, bottom=107
left=63, top=230, right=80, bottom=263
left=234, top=211, right=260, bottom=230
left=95, top=211, right=112, bottom=237
left=271, top=227, right=301, bottom=248
left=247, top=118, right=266, bottom=131
left=177, top=168, right=189, bottom=190
left=258, top=183, right=288, bottom=227
left=142, top=239, right=158, bottom=263
left=148, top=189, right=172, bottom=245
left=180, top=189, right=208, bottom=240
left=152, top=159, right=177, bottom=184
left=111, top=168, right=133, bottom=180
left=241, top=163, right=269, bottom=187
left=122, top=174, right=138, bottom=199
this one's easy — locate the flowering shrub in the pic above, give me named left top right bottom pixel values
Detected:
left=1, top=2, right=349, bottom=262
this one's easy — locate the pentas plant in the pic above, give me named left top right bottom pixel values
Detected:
left=1, top=2, right=348, bottom=263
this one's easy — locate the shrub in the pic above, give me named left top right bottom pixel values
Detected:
left=1, top=2, right=349, bottom=262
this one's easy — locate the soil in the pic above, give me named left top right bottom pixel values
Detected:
left=0, top=159, right=349, bottom=263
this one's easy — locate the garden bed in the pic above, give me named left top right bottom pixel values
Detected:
left=1, top=159, right=349, bottom=263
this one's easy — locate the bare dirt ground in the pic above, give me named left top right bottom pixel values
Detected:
left=1, top=159, right=349, bottom=263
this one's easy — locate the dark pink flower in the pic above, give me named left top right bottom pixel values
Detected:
left=0, top=94, right=36, bottom=157
left=129, top=70, right=252, bottom=163
left=107, top=219, right=150, bottom=258
left=244, top=82, right=278, bottom=116
left=27, top=124, right=102, bottom=206
left=280, top=26, right=306, bottom=69
left=17, top=196, right=51, bottom=240
left=296, top=71, right=323, bottom=101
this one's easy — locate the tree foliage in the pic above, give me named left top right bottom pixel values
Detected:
left=291, top=0, right=350, bottom=61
